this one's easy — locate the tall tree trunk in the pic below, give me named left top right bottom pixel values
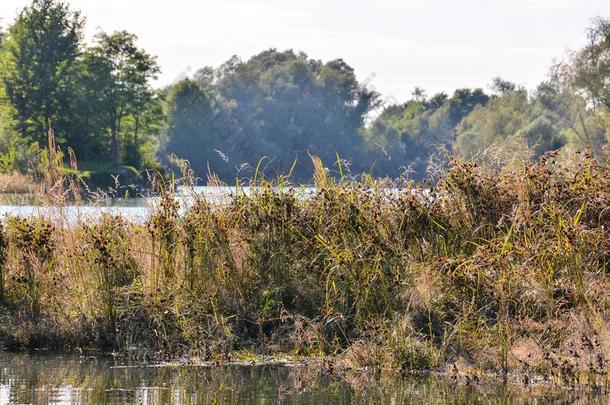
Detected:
left=111, top=125, right=119, bottom=165
left=111, top=107, right=123, bottom=165
left=134, top=114, right=140, bottom=150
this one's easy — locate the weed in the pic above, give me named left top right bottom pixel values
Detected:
left=0, top=151, right=609, bottom=386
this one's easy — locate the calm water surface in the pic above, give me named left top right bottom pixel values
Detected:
left=0, top=353, right=608, bottom=404
left=0, top=186, right=318, bottom=222
left=0, top=186, right=430, bottom=223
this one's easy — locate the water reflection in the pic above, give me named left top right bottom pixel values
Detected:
left=1, top=353, right=609, bottom=404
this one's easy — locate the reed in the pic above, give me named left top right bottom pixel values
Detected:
left=0, top=144, right=609, bottom=384
left=5, top=216, right=55, bottom=319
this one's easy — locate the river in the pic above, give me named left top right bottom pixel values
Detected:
left=1, top=353, right=608, bottom=404
left=0, top=186, right=319, bottom=222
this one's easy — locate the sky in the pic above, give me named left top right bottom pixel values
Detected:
left=1, top=0, right=610, bottom=103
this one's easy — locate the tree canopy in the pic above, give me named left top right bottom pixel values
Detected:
left=0, top=0, right=609, bottom=186
left=1, top=0, right=83, bottom=145
left=0, top=0, right=163, bottom=185
left=165, top=49, right=381, bottom=180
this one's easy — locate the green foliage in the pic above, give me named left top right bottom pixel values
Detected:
left=0, top=2, right=608, bottom=189
left=87, top=30, right=161, bottom=166
left=551, top=18, right=610, bottom=161
left=5, top=216, right=55, bottom=318
left=163, top=49, right=380, bottom=182
left=571, top=17, right=610, bottom=110
left=165, top=79, right=220, bottom=177
left=0, top=0, right=162, bottom=184
left=454, top=84, right=566, bottom=160
left=0, top=0, right=83, bottom=146
left=365, top=88, right=489, bottom=179
left=81, top=214, right=138, bottom=333
left=0, top=145, right=17, bottom=173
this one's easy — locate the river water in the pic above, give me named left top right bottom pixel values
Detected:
left=0, top=186, right=319, bottom=223
left=0, top=353, right=608, bottom=404
left=0, top=186, right=431, bottom=224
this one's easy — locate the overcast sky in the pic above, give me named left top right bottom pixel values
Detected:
left=1, top=0, right=610, bottom=102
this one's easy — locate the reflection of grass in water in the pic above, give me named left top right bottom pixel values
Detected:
left=1, top=353, right=609, bottom=404
left=1, top=146, right=610, bottom=388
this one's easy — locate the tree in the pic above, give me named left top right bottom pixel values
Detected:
left=454, top=86, right=566, bottom=160
left=571, top=17, right=610, bottom=110
left=550, top=17, right=610, bottom=160
left=164, top=79, right=224, bottom=176
left=0, top=0, right=84, bottom=145
left=123, top=90, right=165, bottom=168
left=365, top=89, right=489, bottom=179
left=447, top=88, right=489, bottom=126
left=63, top=49, right=114, bottom=161
left=89, top=30, right=160, bottom=165
left=491, top=77, right=517, bottom=94
left=184, top=49, right=379, bottom=180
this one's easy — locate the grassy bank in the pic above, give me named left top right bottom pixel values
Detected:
left=0, top=154, right=609, bottom=386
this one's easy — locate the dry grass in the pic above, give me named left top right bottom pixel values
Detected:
left=0, top=137, right=609, bottom=386
left=0, top=171, right=35, bottom=195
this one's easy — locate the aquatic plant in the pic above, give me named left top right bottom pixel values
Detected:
left=5, top=216, right=55, bottom=319
left=80, top=214, right=138, bottom=333
left=0, top=151, right=609, bottom=385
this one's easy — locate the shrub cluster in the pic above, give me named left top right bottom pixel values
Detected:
left=0, top=155, right=609, bottom=383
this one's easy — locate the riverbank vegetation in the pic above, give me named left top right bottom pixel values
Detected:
left=0, top=0, right=610, bottom=388
left=0, top=151, right=609, bottom=386
left=0, top=1, right=609, bottom=187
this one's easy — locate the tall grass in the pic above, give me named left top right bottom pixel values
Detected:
left=0, top=139, right=609, bottom=383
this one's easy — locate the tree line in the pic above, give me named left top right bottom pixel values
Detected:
left=0, top=0, right=609, bottom=186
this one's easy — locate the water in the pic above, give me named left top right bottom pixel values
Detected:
left=0, top=186, right=430, bottom=223
left=0, top=186, right=318, bottom=223
left=0, top=353, right=608, bottom=404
